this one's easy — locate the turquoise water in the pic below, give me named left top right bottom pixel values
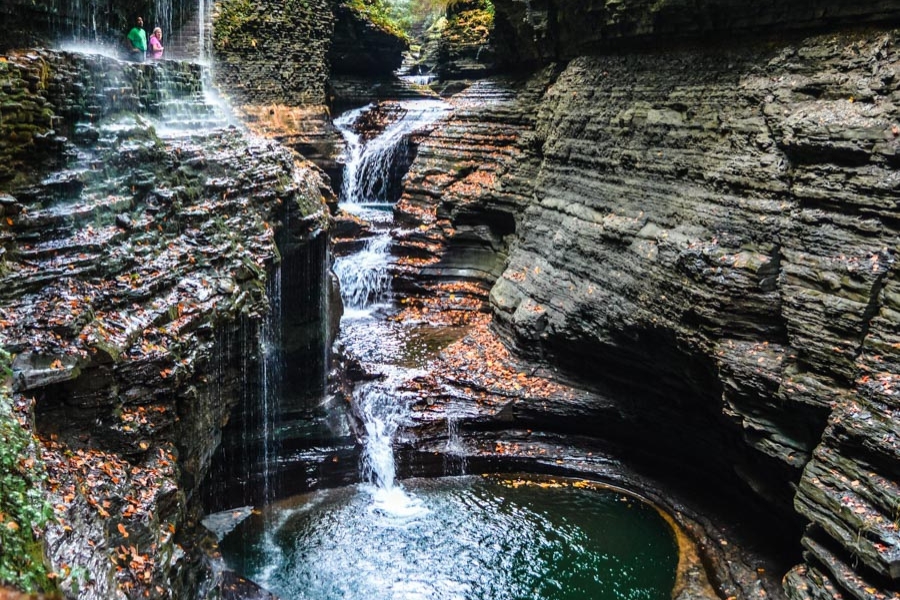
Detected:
left=219, top=475, right=679, bottom=600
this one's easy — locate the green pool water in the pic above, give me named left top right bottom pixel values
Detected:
left=219, top=474, right=679, bottom=600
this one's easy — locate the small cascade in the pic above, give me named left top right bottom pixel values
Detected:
left=356, top=377, right=426, bottom=516
left=357, top=384, right=400, bottom=490
left=444, top=414, right=467, bottom=475
left=401, top=74, right=438, bottom=86
left=333, top=234, right=394, bottom=311
left=258, top=268, right=284, bottom=507
left=335, top=100, right=450, bottom=207
left=332, top=99, right=450, bottom=515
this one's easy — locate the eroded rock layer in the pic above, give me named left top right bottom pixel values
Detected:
left=396, top=24, right=900, bottom=600
left=213, top=0, right=334, bottom=106
left=0, top=50, right=328, bottom=599
left=491, top=0, right=900, bottom=66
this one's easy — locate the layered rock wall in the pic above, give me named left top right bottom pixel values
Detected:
left=0, top=50, right=328, bottom=598
left=398, top=13, right=900, bottom=600
left=213, top=0, right=334, bottom=106
left=491, top=0, right=900, bottom=66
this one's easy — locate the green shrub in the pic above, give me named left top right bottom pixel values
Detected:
left=0, top=350, right=57, bottom=594
left=345, top=0, right=411, bottom=42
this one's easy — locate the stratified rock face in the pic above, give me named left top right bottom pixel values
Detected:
left=238, top=105, right=344, bottom=189
left=435, top=0, right=495, bottom=80
left=0, top=49, right=328, bottom=599
left=394, top=73, right=553, bottom=299
left=490, top=0, right=900, bottom=65
left=213, top=0, right=335, bottom=105
left=400, top=23, right=900, bottom=600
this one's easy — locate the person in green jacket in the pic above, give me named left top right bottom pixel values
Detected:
left=127, top=16, right=147, bottom=61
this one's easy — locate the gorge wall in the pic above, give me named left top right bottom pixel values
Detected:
left=212, top=0, right=411, bottom=198
left=396, top=3, right=900, bottom=599
left=0, top=49, right=329, bottom=598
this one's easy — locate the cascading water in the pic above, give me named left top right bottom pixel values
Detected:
left=444, top=414, right=467, bottom=475
left=218, top=84, right=683, bottom=600
left=336, top=99, right=450, bottom=207
left=259, top=268, right=284, bottom=507
left=332, top=100, right=450, bottom=513
left=332, top=234, right=393, bottom=311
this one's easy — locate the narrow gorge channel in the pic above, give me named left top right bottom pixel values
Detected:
left=2, top=2, right=900, bottom=600
left=218, top=98, right=683, bottom=600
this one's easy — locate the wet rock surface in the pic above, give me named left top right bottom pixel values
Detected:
left=395, top=23, right=900, bottom=600
left=0, top=50, right=328, bottom=599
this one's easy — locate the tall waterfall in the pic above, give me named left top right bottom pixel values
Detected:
left=332, top=100, right=449, bottom=513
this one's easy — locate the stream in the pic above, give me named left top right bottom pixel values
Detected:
left=218, top=100, right=682, bottom=600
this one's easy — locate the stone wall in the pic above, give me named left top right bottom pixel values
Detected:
left=398, top=15, right=900, bottom=600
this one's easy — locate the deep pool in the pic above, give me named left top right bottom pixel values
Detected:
left=219, top=474, right=679, bottom=600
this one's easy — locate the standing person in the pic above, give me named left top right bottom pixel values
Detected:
left=149, top=27, right=164, bottom=60
left=127, top=16, right=147, bottom=61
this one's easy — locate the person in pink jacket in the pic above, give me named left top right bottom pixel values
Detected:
left=149, top=27, right=164, bottom=60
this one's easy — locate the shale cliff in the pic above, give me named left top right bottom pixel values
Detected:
left=0, top=50, right=329, bottom=598
left=396, top=4, right=900, bottom=599
left=212, top=0, right=411, bottom=197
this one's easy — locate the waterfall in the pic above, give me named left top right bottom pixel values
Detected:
left=357, top=385, right=400, bottom=490
left=335, top=100, right=450, bottom=207
left=444, top=414, right=467, bottom=475
left=332, top=100, right=449, bottom=515
left=332, top=234, right=393, bottom=312
left=355, top=378, right=426, bottom=516
left=259, top=268, right=283, bottom=507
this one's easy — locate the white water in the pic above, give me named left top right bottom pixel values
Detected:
left=259, top=268, right=283, bottom=507
left=336, top=99, right=450, bottom=207
left=401, top=74, right=437, bottom=86
left=333, top=234, right=394, bottom=311
left=333, top=100, right=449, bottom=516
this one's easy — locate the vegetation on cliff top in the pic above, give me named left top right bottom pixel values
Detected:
left=346, top=0, right=493, bottom=39
left=344, top=0, right=412, bottom=41
left=0, top=350, right=56, bottom=595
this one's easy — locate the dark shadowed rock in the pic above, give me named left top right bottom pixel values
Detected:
left=399, top=13, right=900, bottom=600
